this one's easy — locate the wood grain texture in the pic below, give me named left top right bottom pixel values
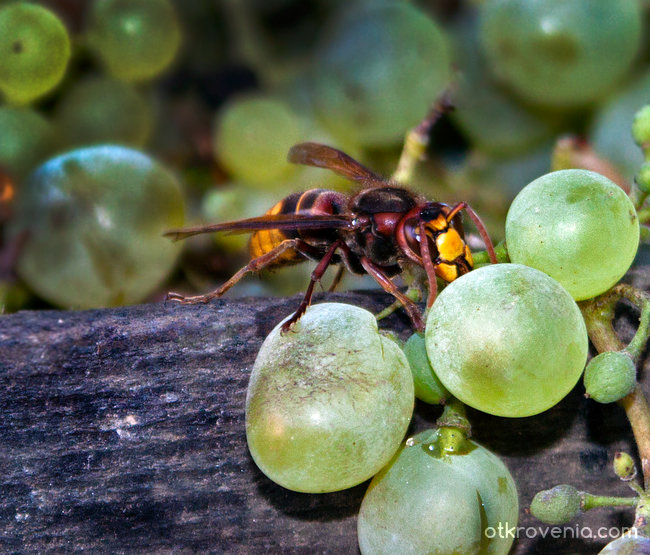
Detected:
left=0, top=291, right=645, bottom=554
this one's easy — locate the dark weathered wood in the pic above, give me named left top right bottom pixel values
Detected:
left=0, top=291, right=645, bottom=554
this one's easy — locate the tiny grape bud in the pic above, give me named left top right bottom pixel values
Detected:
left=584, top=351, right=636, bottom=404
left=530, top=484, right=582, bottom=525
left=632, top=105, right=650, bottom=149
left=403, top=333, right=449, bottom=405
left=613, top=451, right=637, bottom=482
left=636, top=162, right=650, bottom=193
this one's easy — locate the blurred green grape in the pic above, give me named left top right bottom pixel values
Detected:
left=214, top=95, right=302, bottom=185
left=291, top=117, right=361, bottom=192
left=0, top=3, right=71, bottom=105
left=311, top=1, right=451, bottom=147
left=591, top=70, right=650, bottom=182
left=201, top=185, right=280, bottom=252
left=0, top=107, right=55, bottom=178
left=86, top=0, right=182, bottom=82
left=8, top=145, right=185, bottom=308
left=56, top=76, right=152, bottom=149
left=479, top=0, right=642, bottom=107
left=451, top=13, right=556, bottom=156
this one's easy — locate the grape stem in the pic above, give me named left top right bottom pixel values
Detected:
left=472, top=240, right=510, bottom=266
left=582, top=493, right=638, bottom=510
left=436, top=397, right=471, bottom=437
left=580, top=284, right=650, bottom=491
left=392, top=91, right=454, bottom=183
left=375, top=280, right=421, bottom=322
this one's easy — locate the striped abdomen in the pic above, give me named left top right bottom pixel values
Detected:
left=249, top=189, right=346, bottom=265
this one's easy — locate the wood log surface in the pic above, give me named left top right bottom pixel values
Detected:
left=1, top=288, right=647, bottom=554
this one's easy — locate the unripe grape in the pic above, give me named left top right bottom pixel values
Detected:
left=358, top=428, right=518, bottom=554
left=214, top=96, right=301, bottom=185
left=0, top=3, right=71, bottom=104
left=479, top=0, right=642, bottom=107
left=530, top=484, right=582, bottom=525
left=86, top=0, right=181, bottom=82
left=613, top=452, right=637, bottom=482
left=56, top=76, right=152, bottom=148
left=403, top=332, right=449, bottom=405
left=311, top=2, right=451, bottom=147
left=506, top=170, right=639, bottom=301
left=632, top=105, right=650, bottom=149
left=8, top=145, right=185, bottom=309
left=636, top=163, right=650, bottom=194
left=0, top=107, right=55, bottom=178
left=584, top=352, right=636, bottom=404
left=246, top=303, right=414, bottom=493
left=426, top=264, right=588, bottom=417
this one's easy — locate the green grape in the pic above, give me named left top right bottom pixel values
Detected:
left=530, top=484, right=582, bottom=525
left=632, top=105, right=650, bottom=148
left=590, top=70, right=650, bottom=182
left=506, top=169, right=639, bottom=301
left=403, top=332, right=449, bottom=405
left=8, top=145, right=185, bottom=308
left=599, top=535, right=650, bottom=554
left=0, top=3, right=71, bottom=105
left=479, top=0, right=642, bottom=107
left=425, top=264, right=588, bottom=417
left=584, top=352, right=636, bottom=404
left=55, top=76, right=152, bottom=149
left=451, top=13, right=556, bottom=156
left=214, top=96, right=302, bottom=185
left=246, top=303, right=414, bottom=493
left=86, top=0, right=181, bottom=82
left=310, top=2, right=450, bottom=147
left=637, top=162, right=650, bottom=194
left=0, top=107, right=55, bottom=178
left=358, top=429, right=518, bottom=554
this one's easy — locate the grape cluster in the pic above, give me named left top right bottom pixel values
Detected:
left=1, top=1, right=649, bottom=551
left=0, top=0, right=183, bottom=311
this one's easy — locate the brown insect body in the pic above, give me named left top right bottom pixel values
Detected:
left=248, top=185, right=472, bottom=279
left=165, top=143, right=495, bottom=332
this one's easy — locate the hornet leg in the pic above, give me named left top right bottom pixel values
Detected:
left=166, top=239, right=304, bottom=304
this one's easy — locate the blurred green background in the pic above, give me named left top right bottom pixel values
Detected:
left=0, top=0, right=648, bottom=312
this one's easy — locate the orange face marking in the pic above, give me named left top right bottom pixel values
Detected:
left=435, top=262, right=458, bottom=282
left=436, top=229, right=465, bottom=262
left=464, top=245, right=474, bottom=267
left=426, top=214, right=448, bottom=232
